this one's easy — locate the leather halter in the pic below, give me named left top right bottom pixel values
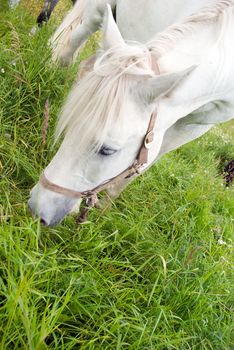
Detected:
left=40, top=110, right=157, bottom=223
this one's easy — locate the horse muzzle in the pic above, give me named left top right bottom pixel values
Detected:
left=28, top=184, right=79, bottom=226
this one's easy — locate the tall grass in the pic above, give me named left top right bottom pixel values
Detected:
left=0, top=3, right=233, bottom=349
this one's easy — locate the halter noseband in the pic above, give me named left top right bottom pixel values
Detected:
left=40, top=109, right=158, bottom=223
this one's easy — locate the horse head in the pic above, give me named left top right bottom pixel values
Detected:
left=28, top=6, right=195, bottom=225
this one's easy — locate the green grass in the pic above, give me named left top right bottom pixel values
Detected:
left=0, top=4, right=234, bottom=350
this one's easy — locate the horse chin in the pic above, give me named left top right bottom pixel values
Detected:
left=70, top=198, right=82, bottom=214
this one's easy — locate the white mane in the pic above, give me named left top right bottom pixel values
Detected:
left=56, top=44, right=155, bottom=153
left=149, top=0, right=234, bottom=56
left=56, top=0, right=234, bottom=154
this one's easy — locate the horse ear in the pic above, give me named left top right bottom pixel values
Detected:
left=102, top=4, right=125, bottom=50
left=137, top=66, right=196, bottom=103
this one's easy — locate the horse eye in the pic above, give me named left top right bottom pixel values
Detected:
left=99, top=146, right=118, bottom=156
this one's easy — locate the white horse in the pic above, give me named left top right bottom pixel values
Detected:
left=29, top=0, right=234, bottom=226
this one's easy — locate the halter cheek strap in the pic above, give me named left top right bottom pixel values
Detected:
left=40, top=109, right=158, bottom=223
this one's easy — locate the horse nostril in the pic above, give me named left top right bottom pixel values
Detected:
left=40, top=218, right=48, bottom=226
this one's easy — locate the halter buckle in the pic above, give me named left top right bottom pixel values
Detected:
left=144, top=130, right=154, bottom=149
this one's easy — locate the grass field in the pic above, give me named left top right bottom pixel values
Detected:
left=0, top=2, right=234, bottom=349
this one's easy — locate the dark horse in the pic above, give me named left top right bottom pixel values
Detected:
left=37, top=0, right=77, bottom=26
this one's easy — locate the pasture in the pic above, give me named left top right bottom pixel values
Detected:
left=0, top=1, right=234, bottom=349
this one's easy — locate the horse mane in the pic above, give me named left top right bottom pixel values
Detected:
left=148, top=0, right=234, bottom=55
left=55, top=44, right=155, bottom=153
left=184, top=0, right=234, bottom=23
left=55, top=0, right=234, bottom=153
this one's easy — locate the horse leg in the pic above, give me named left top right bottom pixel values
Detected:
left=71, top=0, right=117, bottom=58
left=51, top=0, right=116, bottom=65
left=37, top=0, right=60, bottom=26
left=69, top=24, right=96, bottom=60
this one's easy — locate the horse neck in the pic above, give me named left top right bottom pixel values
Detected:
left=150, top=0, right=218, bottom=31
left=154, top=8, right=234, bottom=130
left=157, top=22, right=220, bottom=74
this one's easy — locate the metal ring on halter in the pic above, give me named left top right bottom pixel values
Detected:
left=144, top=130, right=154, bottom=149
